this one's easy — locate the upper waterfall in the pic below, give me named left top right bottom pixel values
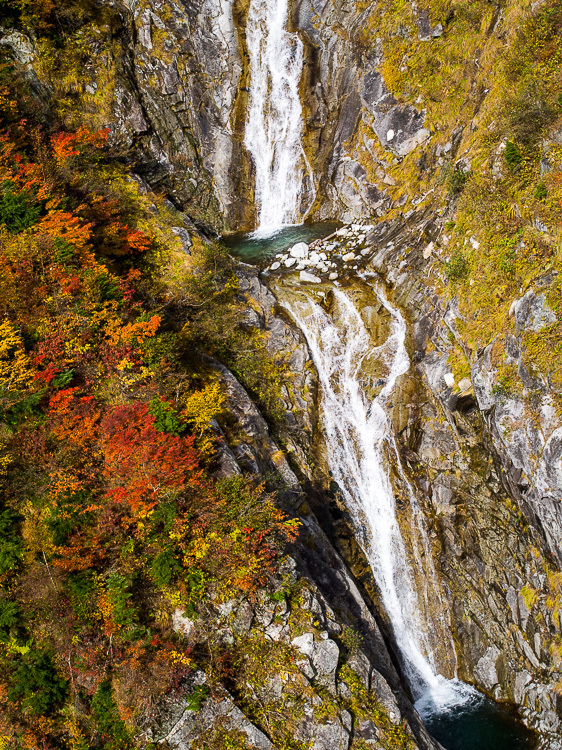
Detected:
left=244, top=0, right=311, bottom=233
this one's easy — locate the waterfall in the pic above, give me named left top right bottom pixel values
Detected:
left=278, top=282, right=477, bottom=709
left=244, top=0, right=311, bottom=233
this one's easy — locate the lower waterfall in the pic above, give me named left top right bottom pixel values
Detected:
left=244, top=0, right=312, bottom=233
left=277, top=280, right=477, bottom=710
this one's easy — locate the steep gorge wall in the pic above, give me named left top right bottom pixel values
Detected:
left=0, top=0, right=431, bottom=231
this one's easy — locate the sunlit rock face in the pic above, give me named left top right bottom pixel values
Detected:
left=91, top=0, right=432, bottom=231
left=291, top=0, right=431, bottom=223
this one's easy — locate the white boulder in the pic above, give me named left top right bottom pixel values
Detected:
left=300, top=271, right=322, bottom=284
left=444, top=372, right=455, bottom=388
left=289, top=242, right=309, bottom=259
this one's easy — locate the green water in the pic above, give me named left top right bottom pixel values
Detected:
left=222, top=220, right=341, bottom=265
left=418, top=688, right=537, bottom=750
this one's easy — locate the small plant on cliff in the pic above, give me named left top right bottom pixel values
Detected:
left=445, top=251, right=470, bottom=280
left=534, top=181, right=548, bottom=201
left=341, top=626, right=363, bottom=655
left=505, top=141, right=522, bottom=170
left=491, top=375, right=513, bottom=402
left=447, top=166, right=471, bottom=196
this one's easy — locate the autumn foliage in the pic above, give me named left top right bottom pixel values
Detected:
left=0, top=76, right=299, bottom=749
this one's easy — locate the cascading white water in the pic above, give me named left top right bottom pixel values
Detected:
left=278, top=282, right=480, bottom=711
left=244, top=0, right=310, bottom=233
left=283, top=285, right=440, bottom=695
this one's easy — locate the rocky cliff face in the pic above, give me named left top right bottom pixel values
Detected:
left=1, top=0, right=431, bottom=231
left=100, top=0, right=251, bottom=231
left=252, top=212, right=562, bottom=745
left=365, top=213, right=562, bottom=745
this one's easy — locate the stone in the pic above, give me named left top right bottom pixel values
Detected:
left=513, top=670, right=532, bottom=704
left=458, top=377, right=472, bottom=392
left=233, top=601, right=254, bottom=634
left=513, top=289, right=557, bottom=333
left=432, top=480, right=454, bottom=513
left=474, top=646, right=500, bottom=690
left=165, top=693, right=273, bottom=749
left=329, top=272, right=339, bottom=280
left=443, top=372, right=455, bottom=388
left=265, top=621, right=289, bottom=641
left=270, top=261, right=281, bottom=270
left=0, top=29, right=36, bottom=66
left=300, top=271, right=322, bottom=284
left=423, top=241, right=434, bottom=259
left=171, top=226, right=192, bottom=254
left=284, top=257, right=297, bottom=268
left=290, top=242, right=309, bottom=259
left=311, top=638, right=339, bottom=676
left=309, top=718, right=350, bottom=749
left=172, top=608, right=194, bottom=637
left=387, top=129, right=395, bottom=141
left=292, top=633, right=315, bottom=656
left=342, top=252, right=356, bottom=262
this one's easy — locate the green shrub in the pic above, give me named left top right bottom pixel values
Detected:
left=48, top=490, right=91, bottom=546
left=151, top=548, right=181, bottom=587
left=95, top=272, right=123, bottom=302
left=0, top=187, right=42, bottom=233
left=0, top=599, right=19, bottom=641
left=445, top=251, right=470, bottom=280
left=91, top=681, right=133, bottom=749
left=148, top=397, right=183, bottom=436
left=65, top=572, right=96, bottom=624
left=498, top=245, right=517, bottom=275
left=186, top=684, right=209, bottom=712
left=505, top=141, right=522, bottom=170
left=534, top=181, right=548, bottom=200
left=340, top=626, right=363, bottom=655
left=1, top=388, right=46, bottom=426
left=447, top=167, right=471, bottom=196
left=8, top=650, right=68, bottom=715
left=53, top=238, right=75, bottom=265
left=0, top=508, right=24, bottom=578
left=492, top=376, right=513, bottom=401
left=105, top=573, right=136, bottom=630
left=52, top=369, right=75, bottom=389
